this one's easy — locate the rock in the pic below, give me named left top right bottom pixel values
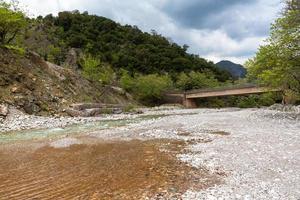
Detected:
left=110, top=86, right=126, bottom=95
left=0, top=104, right=8, bottom=117
left=71, top=103, right=104, bottom=111
left=71, top=103, right=123, bottom=111
left=63, top=48, right=82, bottom=70
left=112, top=108, right=123, bottom=114
left=85, top=108, right=102, bottom=116
left=23, top=103, right=41, bottom=114
left=11, top=86, right=19, bottom=93
left=65, top=109, right=84, bottom=117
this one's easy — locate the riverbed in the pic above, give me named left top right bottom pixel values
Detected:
left=0, top=107, right=299, bottom=199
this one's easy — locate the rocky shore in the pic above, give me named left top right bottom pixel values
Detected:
left=1, top=104, right=299, bottom=133
left=0, top=105, right=138, bottom=133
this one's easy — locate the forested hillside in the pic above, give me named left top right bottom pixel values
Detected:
left=16, top=10, right=234, bottom=105
left=24, top=11, right=231, bottom=81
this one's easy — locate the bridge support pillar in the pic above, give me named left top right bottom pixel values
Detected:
left=183, top=98, right=197, bottom=108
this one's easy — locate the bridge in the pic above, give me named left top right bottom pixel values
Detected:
left=165, top=85, right=281, bottom=108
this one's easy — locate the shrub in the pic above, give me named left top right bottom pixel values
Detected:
left=120, top=70, right=135, bottom=92
left=176, top=71, right=219, bottom=90
left=120, top=73, right=172, bottom=105
left=135, top=74, right=172, bottom=105
left=0, top=1, right=27, bottom=45
left=258, top=93, right=276, bottom=106
left=237, top=95, right=258, bottom=108
left=80, top=54, right=115, bottom=85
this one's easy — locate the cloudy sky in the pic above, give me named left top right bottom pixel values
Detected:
left=18, top=0, right=283, bottom=64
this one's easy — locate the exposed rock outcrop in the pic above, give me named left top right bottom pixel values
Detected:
left=63, top=48, right=82, bottom=70
left=66, top=103, right=124, bottom=117
left=0, top=104, right=8, bottom=118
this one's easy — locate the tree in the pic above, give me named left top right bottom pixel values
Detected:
left=246, top=0, right=300, bottom=103
left=176, top=71, right=219, bottom=90
left=0, top=0, right=27, bottom=45
left=80, top=54, right=115, bottom=85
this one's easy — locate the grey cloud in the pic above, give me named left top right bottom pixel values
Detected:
left=18, top=0, right=282, bottom=64
left=162, top=0, right=277, bottom=39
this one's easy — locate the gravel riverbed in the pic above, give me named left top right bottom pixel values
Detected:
left=0, top=106, right=299, bottom=199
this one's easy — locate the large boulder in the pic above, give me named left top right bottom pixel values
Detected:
left=71, top=103, right=123, bottom=111
left=0, top=104, right=8, bottom=118
left=63, top=48, right=82, bottom=70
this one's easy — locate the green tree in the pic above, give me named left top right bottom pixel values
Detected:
left=0, top=0, right=27, bottom=45
left=134, top=74, right=172, bottom=105
left=246, top=0, right=300, bottom=103
left=120, top=73, right=172, bottom=105
left=80, top=54, right=115, bottom=85
left=176, top=71, right=219, bottom=90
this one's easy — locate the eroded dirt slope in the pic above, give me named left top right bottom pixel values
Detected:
left=0, top=48, right=131, bottom=115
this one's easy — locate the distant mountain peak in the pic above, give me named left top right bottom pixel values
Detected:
left=216, top=60, right=247, bottom=79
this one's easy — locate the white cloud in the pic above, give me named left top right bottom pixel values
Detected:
left=17, top=0, right=282, bottom=64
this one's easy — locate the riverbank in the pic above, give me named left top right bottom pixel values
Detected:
left=0, top=106, right=299, bottom=199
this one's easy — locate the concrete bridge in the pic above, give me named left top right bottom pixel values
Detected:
left=165, top=85, right=280, bottom=108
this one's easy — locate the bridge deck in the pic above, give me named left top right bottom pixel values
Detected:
left=186, top=87, right=279, bottom=99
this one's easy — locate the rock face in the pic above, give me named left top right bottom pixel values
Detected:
left=0, top=104, right=8, bottom=118
left=63, top=48, right=82, bottom=70
left=66, top=103, right=124, bottom=117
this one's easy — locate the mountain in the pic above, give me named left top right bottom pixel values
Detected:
left=23, top=11, right=232, bottom=82
left=216, top=60, right=247, bottom=79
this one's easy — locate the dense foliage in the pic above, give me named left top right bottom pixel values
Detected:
left=0, top=0, right=26, bottom=45
left=25, top=11, right=232, bottom=82
left=246, top=0, right=300, bottom=104
left=120, top=71, right=172, bottom=105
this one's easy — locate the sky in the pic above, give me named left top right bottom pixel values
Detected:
left=17, top=0, right=283, bottom=64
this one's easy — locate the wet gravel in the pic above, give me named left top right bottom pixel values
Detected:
left=89, top=107, right=300, bottom=199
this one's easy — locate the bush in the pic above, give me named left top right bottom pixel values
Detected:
left=237, top=95, right=258, bottom=108
left=0, top=1, right=27, bottom=45
left=120, top=72, right=172, bottom=105
left=176, top=71, right=219, bottom=90
left=258, top=93, right=276, bottom=106
left=80, top=54, right=115, bottom=85
left=120, top=70, right=135, bottom=92
left=47, top=45, right=62, bottom=64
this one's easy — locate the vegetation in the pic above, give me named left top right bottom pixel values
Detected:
left=197, top=92, right=281, bottom=108
left=120, top=72, right=172, bottom=105
left=3, top=0, right=294, bottom=107
left=80, top=54, right=115, bottom=85
left=23, top=10, right=232, bottom=81
left=246, top=0, right=300, bottom=104
left=175, top=71, right=220, bottom=90
left=0, top=0, right=26, bottom=45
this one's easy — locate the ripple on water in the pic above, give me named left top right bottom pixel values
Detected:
left=0, top=139, right=223, bottom=199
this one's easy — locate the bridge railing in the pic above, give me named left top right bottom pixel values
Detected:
left=165, top=83, right=259, bottom=95
left=185, top=83, right=258, bottom=94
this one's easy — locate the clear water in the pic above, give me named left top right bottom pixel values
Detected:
left=0, top=115, right=163, bottom=143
